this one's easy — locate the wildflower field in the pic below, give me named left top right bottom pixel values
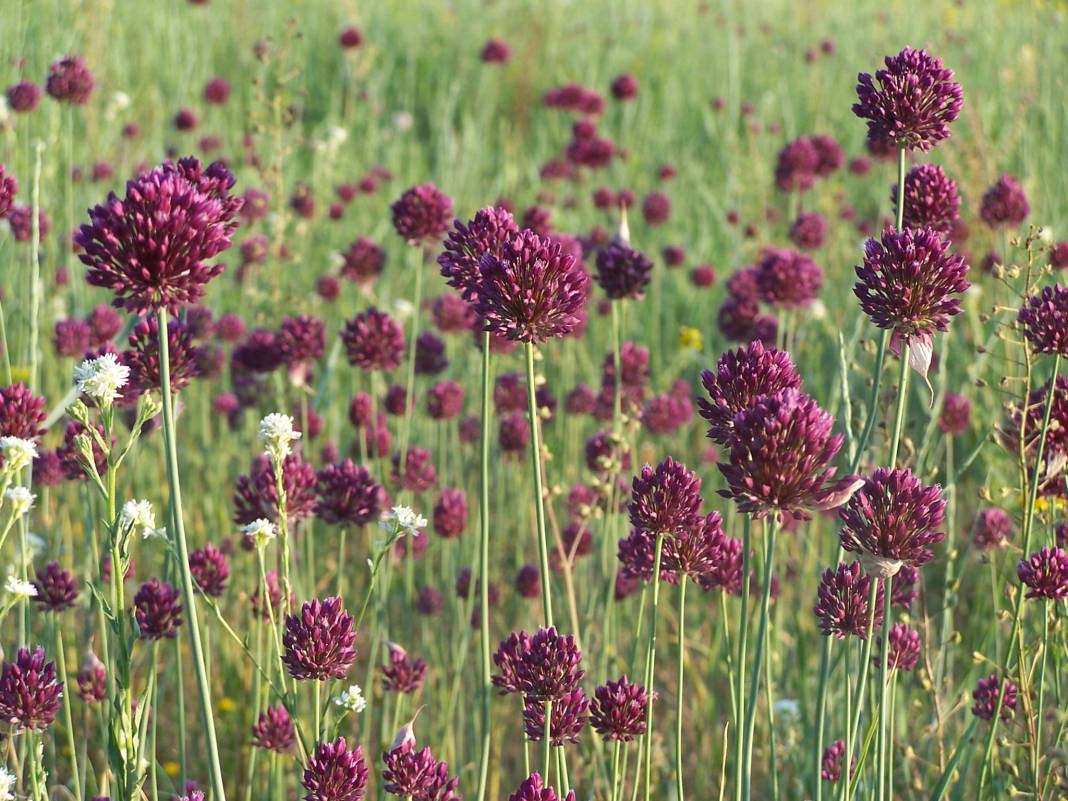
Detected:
left=2, top=1, right=1068, bottom=800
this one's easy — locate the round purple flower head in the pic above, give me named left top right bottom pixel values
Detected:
left=853, top=48, right=962, bottom=152
left=76, top=652, right=107, bottom=704
left=891, top=164, right=960, bottom=233
left=774, top=138, right=820, bottom=193
left=663, top=512, right=729, bottom=579
left=189, top=544, right=230, bottom=597
left=126, top=317, right=202, bottom=393
left=875, top=623, right=921, bottom=671
left=381, top=643, right=428, bottom=694
left=0, top=382, right=47, bottom=441
left=789, top=212, right=828, bottom=251
left=699, top=341, right=802, bottom=445
left=0, top=647, right=63, bottom=731
left=252, top=704, right=296, bottom=752
left=340, top=237, right=386, bottom=286
left=814, top=561, right=883, bottom=639
left=972, top=673, right=1017, bottom=722
left=432, top=488, right=468, bottom=539
left=854, top=226, right=969, bottom=378
left=303, top=737, right=369, bottom=801
left=391, top=183, right=454, bottom=246
left=391, top=448, right=437, bottom=493
left=1017, top=547, right=1068, bottom=600
left=718, top=388, right=862, bottom=520
left=938, top=392, right=971, bottom=436
left=839, top=468, right=946, bottom=574
left=438, top=206, right=518, bottom=302
left=283, top=597, right=358, bottom=681
left=590, top=675, right=650, bottom=742
left=382, top=730, right=460, bottom=801
left=427, top=381, right=465, bottom=422
left=476, top=230, right=589, bottom=344
left=508, top=773, right=576, bottom=801
left=53, top=319, right=91, bottom=359
left=278, top=315, right=326, bottom=367
left=0, top=164, right=16, bottom=219
left=821, top=740, right=849, bottom=783
left=618, top=528, right=678, bottom=586
left=233, top=453, right=318, bottom=526
left=628, top=457, right=703, bottom=537
left=980, top=174, right=1029, bottom=229
left=756, top=248, right=823, bottom=308
left=33, top=562, right=79, bottom=612
left=595, top=240, right=654, bottom=301
left=134, top=579, right=184, bottom=640
left=76, top=158, right=242, bottom=314
left=972, top=507, right=1014, bottom=551
left=492, top=626, right=584, bottom=701
left=523, top=687, right=589, bottom=746
left=414, top=331, right=449, bottom=375
left=46, top=55, right=95, bottom=104
left=315, top=460, right=384, bottom=527
left=1017, top=284, right=1068, bottom=357
left=341, top=308, right=406, bottom=371
left=6, top=81, right=42, bottom=113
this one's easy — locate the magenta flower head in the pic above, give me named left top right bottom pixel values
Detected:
left=774, top=137, right=819, bottom=193
left=938, top=393, right=971, bottom=436
left=972, top=507, right=1014, bottom=551
left=756, top=248, right=823, bottom=309
left=427, top=381, right=465, bottom=422
left=481, top=38, right=512, bottom=64
left=524, top=687, right=589, bottom=746
left=126, top=317, right=202, bottom=393
left=595, top=241, right=654, bottom=301
left=492, top=626, right=584, bottom=701
left=341, top=308, right=406, bottom=371
left=875, top=623, right=921, bottom=671
left=278, top=314, right=326, bottom=368
left=476, top=230, right=589, bottom=343
left=718, top=388, right=862, bottom=520
left=381, top=643, right=428, bottom=694
left=391, top=448, right=437, bottom=493
left=789, top=212, right=828, bottom=251
left=853, top=48, right=962, bottom=152
left=303, top=737, right=369, bottom=801
left=839, top=468, right=946, bottom=574
left=697, top=535, right=745, bottom=595
left=1017, top=547, right=1068, bottom=600
left=663, top=512, right=729, bottom=579
left=6, top=81, right=42, bottom=113
left=432, top=488, right=468, bottom=539
left=590, top=675, right=649, bottom=742
left=891, top=164, right=960, bottom=233
left=1017, top=284, right=1068, bottom=357
left=33, top=562, right=79, bottom=612
left=0, top=647, right=63, bottom=731
left=76, top=652, right=107, bottom=704
left=189, top=544, right=230, bottom=597
left=46, top=55, right=95, bottom=104
left=438, top=206, right=518, bottom=302
left=854, top=226, right=969, bottom=378
left=0, top=164, right=16, bottom=219
left=314, top=461, right=383, bottom=527
left=617, top=529, right=679, bottom=586
left=0, top=382, right=47, bottom=441
left=980, top=174, right=1029, bottom=229
left=283, top=597, right=358, bottom=681
left=814, top=561, right=884, bottom=639
left=234, top=454, right=318, bottom=526
left=508, top=773, right=576, bottom=801
left=252, top=704, right=296, bottom=753
left=76, top=158, right=242, bottom=314
left=972, top=673, right=1017, bottom=722
left=628, top=457, right=703, bottom=537
left=134, top=579, right=184, bottom=640
left=382, top=732, right=460, bottom=800
left=821, top=740, right=848, bottom=783
left=698, top=341, right=802, bottom=445
left=391, top=183, right=454, bottom=246
left=340, top=236, right=386, bottom=287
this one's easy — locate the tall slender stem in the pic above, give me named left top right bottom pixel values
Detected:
left=52, top=625, right=81, bottom=800
left=476, top=335, right=493, bottom=801
left=877, top=575, right=894, bottom=801
left=741, top=518, right=778, bottom=801
left=524, top=342, right=554, bottom=628
left=1034, top=602, right=1050, bottom=793
left=734, top=516, right=752, bottom=801
left=675, top=576, right=688, bottom=801
left=398, top=248, right=425, bottom=474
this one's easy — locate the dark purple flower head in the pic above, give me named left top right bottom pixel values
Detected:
left=840, top=468, right=946, bottom=572
left=33, top=562, right=79, bottom=612
left=892, top=164, right=960, bottom=233
left=233, top=329, right=284, bottom=377
left=1001, top=376, right=1068, bottom=498
left=515, top=564, right=541, bottom=599
left=811, top=134, right=844, bottom=175
left=590, top=675, right=649, bottom=742
left=46, top=55, right=95, bottom=104
left=278, top=315, right=326, bottom=367
left=315, top=460, right=384, bottom=527
left=382, top=737, right=460, bottom=801
left=303, top=737, right=369, bottom=801
left=875, top=623, right=921, bottom=671
left=756, top=248, right=823, bottom=308
left=524, top=687, right=589, bottom=746
left=252, top=704, right=295, bottom=752
left=416, top=585, right=445, bottom=616
left=433, top=293, right=477, bottom=333
left=774, top=137, right=820, bottom=192
left=972, top=507, right=1014, bottom=551
left=381, top=643, right=428, bottom=694
left=697, top=535, right=745, bottom=595
left=6, top=80, right=42, bottom=113
left=641, top=192, right=671, bottom=225
left=617, top=528, right=679, bottom=586
left=814, top=561, right=883, bottom=638
left=595, top=241, right=653, bottom=301
left=341, top=308, right=406, bottom=372
left=76, top=158, right=242, bottom=314
left=499, top=413, right=530, bottom=456
left=0, top=164, right=16, bottom=219
left=432, top=488, right=468, bottom=539
left=492, top=626, right=584, bottom=701
left=415, top=331, right=448, bottom=375
left=853, top=48, right=962, bottom=152
left=476, top=230, right=589, bottom=343
left=1017, top=547, right=1068, bottom=600
left=53, top=319, right=91, bottom=359
left=134, top=579, right=184, bottom=640
left=698, top=341, right=802, bottom=445
left=821, top=740, right=847, bottom=783
left=438, top=206, right=518, bottom=303
left=662, top=512, right=729, bottom=579
left=126, top=317, right=202, bottom=393
left=854, top=226, right=969, bottom=377
left=1018, top=284, right=1068, bottom=357
left=391, top=183, right=454, bottom=246
left=972, top=673, right=1017, bottom=722
left=938, top=393, right=971, bottom=436
left=980, top=174, right=1029, bottom=229
left=611, top=73, right=639, bottom=101
left=234, top=453, right=318, bottom=526
left=283, top=597, right=358, bottom=681
left=0, top=382, right=47, bottom=441
left=641, top=392, right=692, bottom=436
left=391, top=448, right=437, bottom=493
left=718, top=388, right=861, bottom=519
left=340, top=237, right=386, bottom=286
left=508, top=773, right=575, bottom=801
left=789, top=212, right=828, bottom=251
left=0, top=647, right=63, bottom=731
left=481, top=38, right=512, bottom=64
left=87, top=304, right=124, bottom=346
left=6, top=204, right=49, bottom=242
left=76, top=652, right=107, bottom=703
left=628, top=457, right=702, bottom=537
left=189, top=544, right=229, bottom=597
left=426, top=381, right=465, bottom=422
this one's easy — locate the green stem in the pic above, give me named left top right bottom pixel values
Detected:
left=52, top=625, right=82, bottom=800
left=844, top=581, right=880, bottom=799
left=476, top=334, right=493, bottom=801
left=641, top=533, right=665, bottom=801
left=524, top=342, right=554, bottom=628
left=741, top=518, right=778, bottom=801
left=398, top=247, right=425, bottom=475
left=734, top=516, right=752, bottom=801
left=1034, top=602, right=1050, bottom=794
left=675, top=576, right=688, bottom=801
left=876, top=576, right=894, bottom=801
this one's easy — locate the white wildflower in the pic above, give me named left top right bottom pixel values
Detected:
left=5, top=575, right=37, bottom=601
left=333, top=683, right=367, bottom=713
left=258, top=413, right=301, bottom=463
left=3, top=487, right=35, bottom=518
left=241, top=518, right=277, bottom=549
left=121, top=499, right=166, bottom=539
left=379, top=505, right=427, bottom=537
left=392, top=110, right=413, bottom=131
left=74, top=352, right=129, bottom=405
left=0, top=437, right=37, bottom=474
left=0, top=766, right=15, bottom=801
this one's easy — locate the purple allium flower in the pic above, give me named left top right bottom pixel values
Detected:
left=340, top=237, right=386, bottom=286
left=278, top=314, right=326, bottom=367
left=524, top=687, right=589, bottom=746
left=252, top=704, right=295, bottom=752
left=0, top=647, right=63, bottom=731
left=595, top=240, right=654, bottom=300
left=590, top=675, right=649, bottom=742
left=972, top=508, right=1014, bottom=551
left=892, top=564, right=919, bottom=608
left=303, top=737, right=369, bottom=801
left=126, top=317, right=202, bottom=393
left=77, top=158, right=242, bottom=314
left=1018, top=284, right=1068, bottom=357
left=611, top=73, right=639, bottom=101
left=1057, top=521, right=1068, bottom=549
left=233, top=329, right=284, bottom=377
left=432, top=293, right=477, bottom=333
left=6, top=80, right=42, bottom=113
left=980, top=174, right=1029, bottom=229
left=87, top=304, right=123, bottom=346
left=494, top=372, right=528, bottom=413
left=432, top=488, right=467, bottom=539
left=0, top=165, right=16, bottom=219
left=875, top=622, right=921, bottom=671
left=972, top=673, right=1017, bottom=722
left=774, top=138, right=820, bottom=192
left=381, top=643, right=428, bottom=694
left=414, top=332, right=448, bottom=375
left=840, top=468, right=946, bottom=572
left=891, top=164, right=960, bottom=233
left=382, top=736, right=460, bottom=801
left=32, top=449, right=65, bottom=487
left=641, top=192, right=671, bottom=225
left=618, top=528, right=679, bottom=585
left=811, top=134, right=844, bottom=175
left=189, top=544, right=229, bottom=597
left=391, top=448, right=437, bottom=493
left=821, top=740, right=856, bottom=783
left=234, top=454, right=317, bottom=526
left=515, top=564, right=541, bottom=599
left=5, top=204, right=49, bottom=242
left=0, top=382, right=47, bottom=441
left=134, top=579, right=183, bottom=640
left=641, top=392, right=692, bottom=436
left=853, top=48, right=962, bottom=152
left=391, top=183, right=454, bottom=246
left=426, top=381, right=464, bottom=422
left=508, top=773, right=575, bottom=801
left=339, top=26, right=364, bottom=49
left=33, top=562, right=79, bottom=612
left=53, top=319, right=91, bottom=358
left=341, top=308, right=406, bottom=371
left=416, top=585, right=445, bottom=616
left=476, top=230, right=589, bottom=344
left=698, top=341, right=802, bottom=446
left=1017, top=547, right=1068, bottom=600
left=696, top=535, right=745, bottom=595
left=492, top=627, right=584, bottom=701
left=438, top=207, right=518, bottom=303
left=628, top=457, right=703, bottom=537
left=76, top=652, right=107, bottom=703
left=314, top=460, right=384, bottom=527
left=283, top=597, right=358, bottom=681
left=938, top=393, right=971, bottom=436
left=481, top=38, right=512, bottom=63
left=661, top=511, right=730, bottom=580
left=58, top=420, right=109, bottom=481
left=46, top=55, right=95, bottom=104
left=756, top=248, right=823, bottom=308
left=498, top=413, right=530, bottom=456
left=789, top=212, right=828, bottom=251
left=251, top=570, right=286, bottom=619
left=854, top=226, right=969, bottom=377
left=814, top=561, right=883, bottom=638
left=203, top=77, right=231, bottom=104
left=719, top=389, right=861, bottom=519
left=1001, top=376, right=1068, bottom=497
left=173, top=107, right=199, bottom=132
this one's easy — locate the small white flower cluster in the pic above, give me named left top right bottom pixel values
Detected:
left=379, top=505, right=427, bottom=537
left=121, top=499, right=166, bottom=539
left=5, top=574, right=37, bottom=601
left=0, top=765, right=16, bottom=801
left=241, top=518, right=277, bottom=549
left=0, top=436, right=37, bottom=475
left=74, top=352, right=129, bottom=405
left=333, top=683, right=366, bottom=713
left=3, top=487, right=35, bottom=518
left=258, top=413, right=301, bottom=464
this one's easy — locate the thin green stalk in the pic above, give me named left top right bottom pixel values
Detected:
left=1033, top=602, right=1050, bottom=794
left=889, top=343, right=910, bottom=467
left=877, top=576, right=894, bottom=801
left=734, top=516, right=752, bottom=801
left=611, top=740, right=623, bottom=801
left=52, top=625, right=81, bottom=800
left=843, top=581, right=880, bottom=801
left=524, top=342, right=554, bottom=628
left=397, top=247, right=425, bottom=474
left=476, top=334, right=493, bottom=801
left=641, top=533, right=665, bottom=801
left=675, top=576, right=688, bottom=801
